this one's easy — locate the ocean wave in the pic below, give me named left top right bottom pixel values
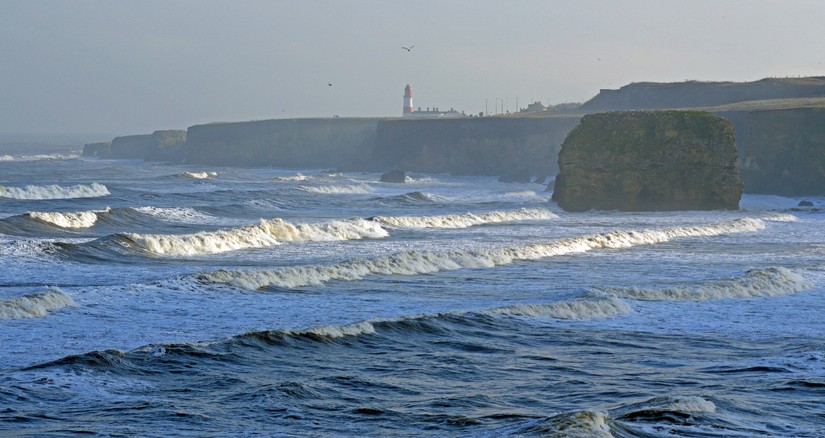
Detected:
left=516, top=410, right=614, bottom=437
left=762, top=213, right=798, bottom=222
left=618, top=395, right=716, bottom=423
left=0, top=287, right=75, bottom=319
left=124, top=217, right=388, bottom=256
left=198, top=218, right=766, bottom=290
left=485, top=296, right=631, bottom=320
left=27, top=207, right=111, bottom=229
left=274, top=174, right=310, bottom=182
left=177, top=171, right=218, bottom=179
left=298, top=184, right=373, bottom=194
left=0, top=152, right=80, bottom=161
left=133, top=206, right=219, bottom=225
left=371, top=208, right=557, bottom=229
left=602, top=267, right=813, bottom=301
left=0, top=183, right=110, bottom=200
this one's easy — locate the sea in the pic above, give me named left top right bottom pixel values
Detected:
left=1, top=142, right=824, bottom=437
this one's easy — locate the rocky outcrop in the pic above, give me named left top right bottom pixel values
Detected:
left=372, top=116, right=580, bottom=177
left=82, top=142, right=112, bottom=158
left=109, top=130, right=186, bottom=161
left=736, top=108, right=825, bottom=195
left=582, top=77, right=825, bottom=112
left=186, top=118, right=379, bottom=169
left=380, top=170, right=408, bottom=183
left=552, top=111, right=743, bottom=212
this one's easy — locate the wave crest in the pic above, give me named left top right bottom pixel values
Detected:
left=487, top=297, right=630, bottom=320
left=28, top=207, right=111, bottom=229
left=605, top=267, right=813, bottom=301
left=198, top=218, right=765, bottom=290
left=298, top=184, right=373, bottom=194
left=0, top=287, right=76, bottom=319
left=178, top=171, right=217, bottom=179
left=372, top=208, right=557, bottom=229
left=125, top=217, right=388, bottom=256
left=0, top=183, right=110, bottom=200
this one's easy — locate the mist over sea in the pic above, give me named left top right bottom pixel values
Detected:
left=1, top=144, right=824, bottom=437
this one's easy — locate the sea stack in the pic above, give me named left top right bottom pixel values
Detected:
left=552, top=110, right=743, bottom=212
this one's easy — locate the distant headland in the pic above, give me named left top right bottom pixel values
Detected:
left=84, top=77, right=825, bottom=197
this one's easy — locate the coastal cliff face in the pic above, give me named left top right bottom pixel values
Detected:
left=582, top=77, right=825, bottom=112
left=372, top=116, right=580, bottom=176
left=552, top=111, right=743, bottom=212
left=186, top=118, right=378, bottom=169
left=106, top=130, right=186, bottom=161
left=82, top=141, right=112, bottom=158
left=736, top=108, right=825, bottom=195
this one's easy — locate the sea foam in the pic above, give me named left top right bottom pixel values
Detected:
left=0, top=183, right=109, bottom=200
left=198, top=218, right=766, bottom=290
left=372, top=208, right=557, bottom=229
left=125, top=217, right=388, bottom=256
left=28, top=207, right=111, bottom=229
left=0, top=287, right=76, bottom=319
left=298, top=184, right=373, bottom=194
left=177, top=171, right=218, bottom=179
left=486, top=296, right=631, bottom=320
left=604, top=266, right=813, bottom=301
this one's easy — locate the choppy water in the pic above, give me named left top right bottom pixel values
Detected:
left=1, top=146, right=824, bottom=437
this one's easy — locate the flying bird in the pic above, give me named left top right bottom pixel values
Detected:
left=328, top=83, right=332, bottom=86
left=401, top=45, right=414, bottom=52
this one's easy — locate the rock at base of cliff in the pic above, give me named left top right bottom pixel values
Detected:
left=380, top=170, right=408, bottom=183
left=552, top=110, right=744, bottom=212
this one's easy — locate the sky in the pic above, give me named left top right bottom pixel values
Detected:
left=1, top=0, right=824, bottom=136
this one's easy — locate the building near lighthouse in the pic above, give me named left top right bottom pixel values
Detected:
left=401, top=84, right=465, bottom=118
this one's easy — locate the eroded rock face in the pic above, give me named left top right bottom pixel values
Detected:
left=552, top=111, right=743, bottom=212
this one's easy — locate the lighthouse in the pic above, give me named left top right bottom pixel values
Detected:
left=403, top=84, right=413, bottom=115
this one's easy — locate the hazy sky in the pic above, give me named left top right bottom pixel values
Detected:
left=2, top=0, right=824, bottom=135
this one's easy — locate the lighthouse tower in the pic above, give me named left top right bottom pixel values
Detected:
left=403, top=84, right=413, bottom=115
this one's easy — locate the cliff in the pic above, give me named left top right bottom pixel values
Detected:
left=552, top=111, right=743, bottom=211
left=372, top=116, right=581, bottom=176
left=736, top=108, right=825, bottom=195
left=82, top=141, right=112, bottom=158
left=582, top=77, right=825, bottom=112
left=107, top=130, right=186, bottom=161
left=186, top=118, right=378, bottom=169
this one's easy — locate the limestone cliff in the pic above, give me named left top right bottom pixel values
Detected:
left=372, top=116, right=580, bottom=176
left=186, top=118, right=378, bottom=169
left=109, top=130, right=186, bottom=161
left=736, top=108, right=825, bottom=195
left=552, top=111, right=743, bottom=211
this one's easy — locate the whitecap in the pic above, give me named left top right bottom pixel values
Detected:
left=0, top=183, right=109, bottom=200
left=0, top=287, right=76, bottom=319
left=372, top=208, right=557, bottom=229
left=28, top=207, right=111, bottom=229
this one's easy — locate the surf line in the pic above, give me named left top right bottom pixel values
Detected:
left=196, top=217, right=766, bottom=290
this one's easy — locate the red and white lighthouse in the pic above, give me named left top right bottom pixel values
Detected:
left=403, top=84, right=413, bottom=115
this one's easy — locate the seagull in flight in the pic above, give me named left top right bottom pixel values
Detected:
left=401, top=45, right=414, bottom=52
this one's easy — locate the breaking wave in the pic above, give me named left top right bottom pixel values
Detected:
left=177, top=171, right=218, bottom=179
left=371, top=208, right=557, bottom=229
left=124, top=217, right=388, bottom=256
left=485, top=296, right=631, bottom=320
left=298, top=184, right=373, bottom=194
left=604, top=267, right=813, bottom=301
left=516, top=410, right=614, bottom=437
left=0, top=183, right=110, bottom=200
left=27, top=207, right=111, bottom=229
left=198, top=218, right=766, bottom=290
left=133, top=206, right=219, bottom=225
left=274, top=174, right=310, bottom=182
left=0, top=287, right=75, bottom=319
left=0, top=152, right=80, bottom=162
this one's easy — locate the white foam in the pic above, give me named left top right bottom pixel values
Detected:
left=606, top=267, right=813, bottom=301
left=125, top=217, right=388, bottom=256
left=0, top=287, right=76, bottom=319
left=487, top=297, right=631, bottom=320
left=0, top=152, right=80, bottom=161
left=372, top=208, right=558, bottom=229
left=528, top=410, right=614, bottom=437
left=274, top=174, right=310, bottom=182
left=28, top=207, right=111, bottom=229
left=133, top=206, right=218, bottom=225
left=762, top=213, right=798, bottom=222
left=200, top=218, right=766, bottom=290
left=302, top=321, right=377, bottom=338
left=0, top=183, right=110, bottom=200
left=178, top=171, right=218, bottom=179
left=298, top=183, right=373, bottom=194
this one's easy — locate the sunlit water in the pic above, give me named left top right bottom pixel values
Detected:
left=1, top=147, right=823, bottom=436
